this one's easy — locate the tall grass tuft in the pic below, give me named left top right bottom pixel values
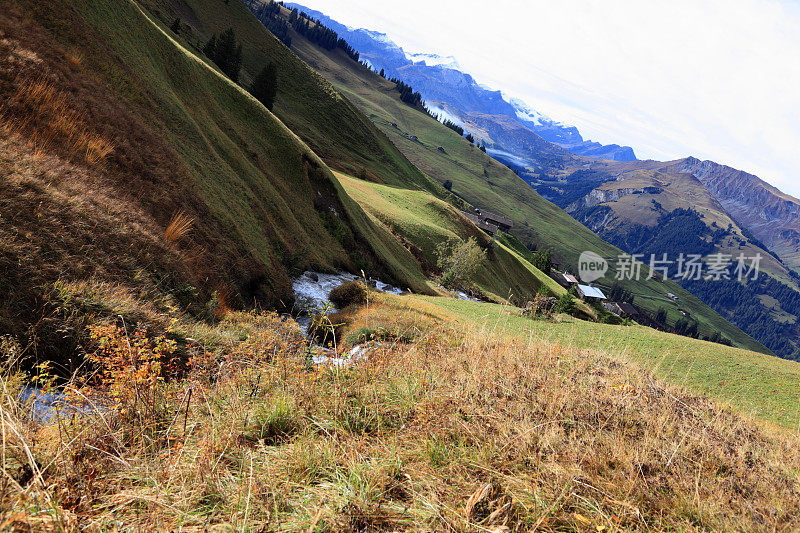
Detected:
left=164, top=210, right=194, bottom=243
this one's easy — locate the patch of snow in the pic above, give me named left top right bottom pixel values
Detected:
left=502, top=93, right=564, bottom=128
left=405, top=52, right=461, bottom=70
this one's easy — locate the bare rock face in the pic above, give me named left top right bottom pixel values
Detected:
left=672, top=157, right=800, bottom=269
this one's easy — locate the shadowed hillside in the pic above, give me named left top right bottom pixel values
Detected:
left=0, top=0, right=431, bottom=369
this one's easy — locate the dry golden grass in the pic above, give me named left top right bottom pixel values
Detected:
left=2, top=294, right=800, bottom=531
left=164, top=210, right=195, bottom=244
left=2, top=76, right=115, bottom=166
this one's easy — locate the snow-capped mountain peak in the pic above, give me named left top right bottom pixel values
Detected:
left=504, top=94, right=560, bottom=128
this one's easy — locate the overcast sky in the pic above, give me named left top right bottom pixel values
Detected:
left=298, top=0, right=800, bottom=197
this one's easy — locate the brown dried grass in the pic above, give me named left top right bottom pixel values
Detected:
left=2, top=295, right=800, bottom=531
left=164, top=210, right=195, bottom=244
left=5, top=76, right=115, bottom=165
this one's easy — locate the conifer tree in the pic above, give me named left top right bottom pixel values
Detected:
left=205, top=28, right=242, bottom=82
left=203, top=34, right=218, bottom=58
left=251, top=63, right=278, bottom=110
left=170, top=18, right=181, bottom=34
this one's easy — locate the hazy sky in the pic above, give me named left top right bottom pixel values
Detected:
left=298, top=0, right=800, bottom=197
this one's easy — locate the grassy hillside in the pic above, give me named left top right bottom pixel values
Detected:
left=282, top=31, right=768, bottom=354
left=1, top=0, right=438, bottom=369
left=336, top=173, right=568, bottom=303
left=419, top=295, right=800, bottom=428
left=5, top=289, right=800, bottom=530
left=138, top=0, right=445, bottom=198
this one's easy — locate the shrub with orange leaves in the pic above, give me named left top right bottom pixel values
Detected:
left=85, top=323, right=177, bottom=446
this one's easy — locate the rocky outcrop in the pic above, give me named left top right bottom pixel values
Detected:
left=670, top=157, right=800, bottom=269
left=567, top=186, right=663, bottom=211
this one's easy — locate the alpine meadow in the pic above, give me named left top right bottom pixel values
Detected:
left=2, top=0, right=800, bottom=531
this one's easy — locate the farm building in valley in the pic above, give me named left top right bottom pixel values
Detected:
left=576, top=284, right=607, bottom=302
left=461, top=208, right=513, bottom=235
left=603, top=301, right=639, bottom=318
left=551, top=271, right=579, bottom=288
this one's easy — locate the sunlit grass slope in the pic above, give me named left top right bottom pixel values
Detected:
left=15, top=0, right=431, bottom=305
left=417, top=294, right=800, bottom=428
left=138, top=0, right=446, bottom=197
left=337, top=173, right=566, bottom=302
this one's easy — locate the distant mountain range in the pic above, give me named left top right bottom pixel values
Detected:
left=286, top=3, right=637, bottom=163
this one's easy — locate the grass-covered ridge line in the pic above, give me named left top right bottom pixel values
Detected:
left=336, top=172, right=568, bottom=303
left=138, top=0, right=447, bottom=198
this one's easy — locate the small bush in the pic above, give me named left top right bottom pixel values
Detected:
left=522, top=293, right=557, bottom=319
left=436, top=237, right=486, bottom=290
left=308, top=311, right=348, bottom=347
left=553, top=293, right=576, bottom=315
left=601, top=314, right=622, bottom=325
left=329, top=281, right=368, bottom=309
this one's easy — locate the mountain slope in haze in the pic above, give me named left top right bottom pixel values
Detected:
left=251, top=5, right=769, bottom=355
left=285, top=2, right=637, bottom=163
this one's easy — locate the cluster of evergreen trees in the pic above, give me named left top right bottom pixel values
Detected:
left=607, top=283, right=635, bottom=304
left=683, top=276, right=799, bottom=358
left=203, top=28, right=243, bottom=82
left=251, top=64, right=278, bottom=110
left=390, top=79, right=423, bottom=107
left=532, top=249, right=552, bottom=274
left=289, top=9, right=360, bottom=61
left=251, top=1, right=292, bottom=47
left=440, top=117, right=464, bottom=136
left=200, top=25, right=278, bottom=112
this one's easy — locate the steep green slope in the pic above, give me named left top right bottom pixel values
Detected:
left=282, top=31, right=767, bottom=353
left=337, top=173, right=568, bottom=303
left=138, top=0, right=445, bottom=198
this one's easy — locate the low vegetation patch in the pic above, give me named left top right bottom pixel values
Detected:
left=3, top=294, right=800, bottom=531
left=436, top=237, right=486, bottom=292
left=328, top=281, right=369, bottom=309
